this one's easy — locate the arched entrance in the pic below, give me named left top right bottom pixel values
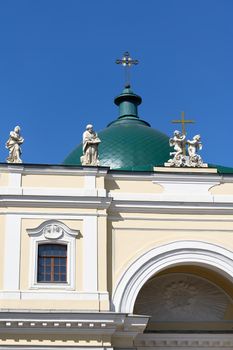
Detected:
left=112, top=241, right=233, bottom=313
left=134, top=266, right=233, bottom=332
left=112, top=241, right=233, bottom=349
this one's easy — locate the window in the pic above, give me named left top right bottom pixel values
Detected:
left=37, top=244, right=67, bottom=283
left=27, top=220, right=80, bottom=289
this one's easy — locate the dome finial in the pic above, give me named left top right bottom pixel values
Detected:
left=116, top=51, right=139, bottom=88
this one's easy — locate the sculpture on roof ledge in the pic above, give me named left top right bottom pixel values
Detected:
left=81, top=124, right=101, bottom=166
left=6, top=125, right=24, bottom=164
left=165, top=131, right=207, bottom=168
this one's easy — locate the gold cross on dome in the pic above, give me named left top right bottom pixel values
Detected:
left=172, top=111, right=195, bottom=155
left=116, top=51, right=139, bottom=88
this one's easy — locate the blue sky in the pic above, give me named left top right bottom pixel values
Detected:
left=0, top=0, right=232, bottom=167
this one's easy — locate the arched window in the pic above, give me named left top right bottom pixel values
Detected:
left=37, top=244, right=67, bottom=283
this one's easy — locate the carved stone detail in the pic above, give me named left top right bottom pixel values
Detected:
left=134, top=273, right=232, bottom=322
left=165, top=131, right=208, bottom=168
left=81, top=124, right=101, bottom=166
left=43, top=224, right=64, bottom=239
left=27, top=220, right=80, bottom=240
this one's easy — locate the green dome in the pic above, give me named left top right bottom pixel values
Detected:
left=64, top=87, right=170, bottom=171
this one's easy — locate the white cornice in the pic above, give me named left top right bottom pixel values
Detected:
left=109, top=200, right=233, bottom=214
left=0, top=311, right=149, bottom=338
left=0, top=195, right=112, bottom=209
left=0, top=164, right=109, bottom=177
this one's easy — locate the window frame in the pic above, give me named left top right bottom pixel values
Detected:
left=37, top=243, right=68, bottom=283
left=27, top=220, right=80, bottom=290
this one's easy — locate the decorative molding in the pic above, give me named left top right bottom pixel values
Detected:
left=0, top=311, right=148, bottom=339
left=27, top=219, right=80, bottom=239
left=0, top=291, right=109, bottom=301
left=135, top=333, right=233, bottom=348
left=0, top=194, right=112, bottom=209
left=109, top=199, right=233, bottom=215
left=0, top=164, right=109, bottom=176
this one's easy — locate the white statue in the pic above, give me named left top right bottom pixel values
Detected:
left=80, top=124, right=101, bottom=166
left=166, top=130, right=186, bottom=167
left=187, top=134, right=203, bottom=167
left=164, top=130, right=207, bottom=168
left=6, top=125, right=24, bottom=163
left=169, top=130, right=186, bottom=158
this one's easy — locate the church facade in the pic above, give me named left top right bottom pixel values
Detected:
left=1, top=59, right=233, bottom=349
left=1, top=162, right=233, bottom=349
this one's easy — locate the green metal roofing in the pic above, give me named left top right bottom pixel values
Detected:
left=64, top=87, right=170, bottom=170
left=63, top=87, right=233, bottom=173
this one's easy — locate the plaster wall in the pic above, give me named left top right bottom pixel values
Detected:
left=21, top=174, right=85, bottom=188
left=109, top=214, right=233, bottom=287
left=105, top=178, right=164, bottom=193
left=210, top=183, right=233, bottom=194
left=0, top=172, right=9, bottom=186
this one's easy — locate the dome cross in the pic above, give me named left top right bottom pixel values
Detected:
left=116, top=52, right=139, bottom=88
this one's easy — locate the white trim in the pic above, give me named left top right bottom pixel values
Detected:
left=8, top=172, right=22, bottom=187
left=0, top=195, right=112, bottom=210
left=3, top=215, right=21, bottom=290
left=0, top=212, right=108, bottom=218
left=85, top=174, right=96, bottom=189
left=83, top=216, right=98, bottom=291
left=109, top=200, right=233, bottom=214
left=112, top=241, right=233, bottom=313
left=0, top=164, right=109, bottom=176
left=0, top=291, right=109, bottom=300
left=27, top=220, right=80, bottom=289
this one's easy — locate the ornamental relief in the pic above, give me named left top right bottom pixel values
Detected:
left=43, top=224, right=64, bottom=240
left=27, top=220, right=80, bottom=240
left=134, top=273, right=232, bottom=322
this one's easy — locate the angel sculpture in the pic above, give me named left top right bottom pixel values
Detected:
left=167, top=130, right=186, bottom=166
left=187, top=134, right=203, bottom=167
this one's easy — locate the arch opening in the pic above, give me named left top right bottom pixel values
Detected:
left=134, top=265, right=233, bottom=332
left=112, top=241, right=233, bottom=320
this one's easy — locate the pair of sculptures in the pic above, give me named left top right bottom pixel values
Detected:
left=165, top=130, right=207, bottom=168
left=5, top=123, right=102, bottom=166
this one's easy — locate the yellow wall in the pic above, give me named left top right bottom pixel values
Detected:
left=105, top=178, right=164, bottom=193
left=22, top=174, right=84, bottom=188
left=210, top=183, right=233, bottom=194
left=110, top=213, right=233, bottom=286
left=0, top=172, right=9, bottom=186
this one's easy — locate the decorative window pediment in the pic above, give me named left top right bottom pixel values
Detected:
left=27, top=220, right=80, bottom=240
left=27, top=220, right=80, bottom=289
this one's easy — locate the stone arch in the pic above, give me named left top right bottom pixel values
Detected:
left=112, top=240, right=233, bottom=313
